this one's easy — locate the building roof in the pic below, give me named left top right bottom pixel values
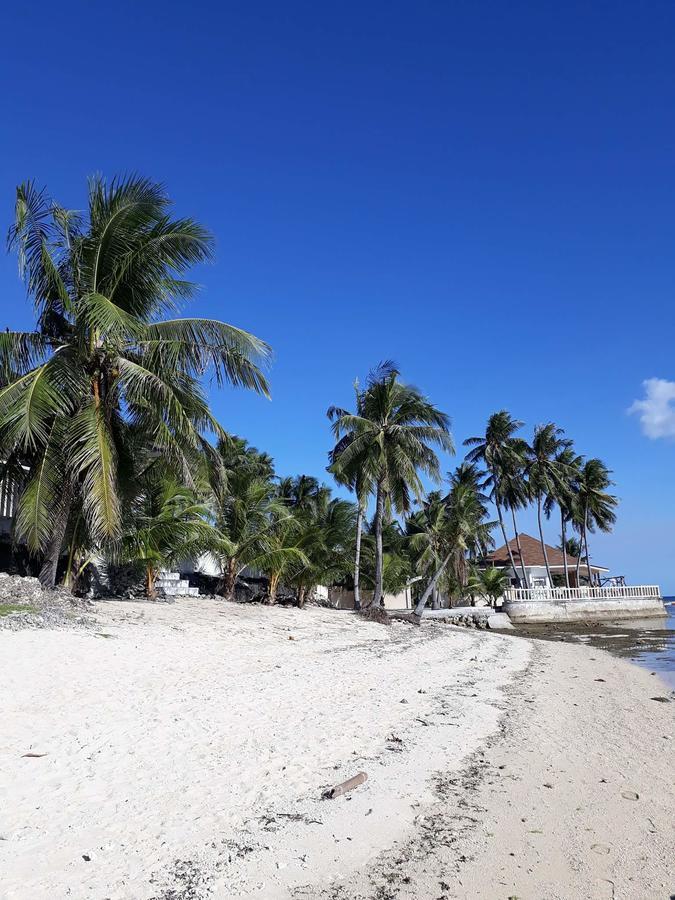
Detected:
left=483, top=533, right=608, bottom=571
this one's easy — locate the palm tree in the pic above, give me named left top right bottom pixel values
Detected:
left=360, top=520, right=413, bottom=602
left=527, top=423, right=571, bottom=586
left=327, top=381, right=372, bottom=611
left=560, top=535, right=582, bottom=559
left=464, top=412, right=529, bottom=586
left=545, top=446, right=583, bottom=587
left=407, top=491, right=450, bottom=609
left=290, top=496, right=357, bottom=607
left=206, top=438, right=289, bottom=600
left=574, top=459, right=618, bottom=586
left=1, top=176, right=270, bottom=587
left=329, top=363, right=453, bottom=608
left=121, top=476, right=215, bottom=598
left=500, top=461, right=531, bottom=588
left=466, top=566, right=510, bottom=608
left=412, top=470, right=495, bottom=617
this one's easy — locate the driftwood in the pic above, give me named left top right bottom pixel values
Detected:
left=322, top=771, right=368, bottom=800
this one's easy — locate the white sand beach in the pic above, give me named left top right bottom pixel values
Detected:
left=1, top=599, right=672, bottom=899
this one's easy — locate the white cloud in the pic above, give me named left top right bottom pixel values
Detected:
left=628, top=378, right=675, bottom=439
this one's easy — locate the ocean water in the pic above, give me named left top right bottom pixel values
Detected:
left=519, top=599, right=675, bottom=689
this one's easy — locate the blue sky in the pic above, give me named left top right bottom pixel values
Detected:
left=1, top=2, right=674, bottom=591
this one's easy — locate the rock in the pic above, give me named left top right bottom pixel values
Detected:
left=621, top=790, right=639, bottom=801
left=486, top=614, right=515, bottom=630
left=591, top=844, right=611, bottom=855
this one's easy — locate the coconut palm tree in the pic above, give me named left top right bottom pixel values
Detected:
left=466, top=566, right=510, bottom=608
left=206, top=438, right=289, bottom=600
left=360, top=519, right=413, bottom=601
left=545, top=446, right=583, bottom=587
left=328, top=380, right=373, bottom=611
left=289, top=496, right=357, bottom=607
left=329, top=363, right=453, bottom=608
left=527, top=424, right=572, bottom=586
left=121, top=476, right=215, bottom=598
left=407, top=491, right=450, bottom=608
left=412, top=471, right=495, bottom=617
left=560, top=535, right=582, bottom=559
left=1, top=176, right=270, bottom=587
left=574, top=459, right=618, bottom=586
left=464, top=412, right=529, bottom=586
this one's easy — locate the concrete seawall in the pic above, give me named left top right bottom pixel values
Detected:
left=503, top=595, right=667, bottom=624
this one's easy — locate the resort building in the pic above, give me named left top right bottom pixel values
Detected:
left=482, top=533, right=608, bottom=589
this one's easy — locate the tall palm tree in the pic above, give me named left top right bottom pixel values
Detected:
left=545, top=446, right=583, bottom=587
left=464, top=412, right=528, bottom=586
left=329, top=363, right=453, bottom=608
left=574, top=459, right=618, bottom=586
left=1, top=176, right=270, bottom=587
left=499, top=461, right=531, bottom=588
left=327, top=382, right=373, bottom=611
left=527, top=424, right=572, bottom=586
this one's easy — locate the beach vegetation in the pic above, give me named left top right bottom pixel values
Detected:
left=0, top=176, right=270, bottom=588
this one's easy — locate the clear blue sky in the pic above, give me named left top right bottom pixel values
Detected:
left=1, top=2, right=674, bottom=591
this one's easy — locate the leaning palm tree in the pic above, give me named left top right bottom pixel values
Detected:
left=407, top=491, right=450, bottom=609
left=329, top=363, right=453, bottom=608
left=527, top=424, right=572, bottom=586
left=1, top=176, right=270, bottom=586
left=574, top=458, right=618, bottom=586
left=464, top=412, right=529, bottom=586
left=412, top=472, right=495, bottom=617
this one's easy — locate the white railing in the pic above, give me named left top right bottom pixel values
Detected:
left=504, top=585, right=662, bottom=603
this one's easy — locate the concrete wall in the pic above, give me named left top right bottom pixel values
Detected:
left=504, top=595, right=667, bottom=624
left=328, top=586, right=413, bottom=610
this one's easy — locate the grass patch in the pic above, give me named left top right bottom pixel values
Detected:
left=0, top=603, right=35, bottom=617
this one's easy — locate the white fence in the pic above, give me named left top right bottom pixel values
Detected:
left=505, top=585, right=662, bottom=603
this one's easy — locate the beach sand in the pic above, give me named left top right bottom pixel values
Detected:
left=0, top=598, right=672, bottom=899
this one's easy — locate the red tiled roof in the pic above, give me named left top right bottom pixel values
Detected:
left=484, top=533, right=605, bottom=570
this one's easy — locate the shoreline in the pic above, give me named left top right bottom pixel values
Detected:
left=1, top=600, right=672, bottom=899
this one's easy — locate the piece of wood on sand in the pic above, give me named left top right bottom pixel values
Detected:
left=322, top=772, right=368, bottom=800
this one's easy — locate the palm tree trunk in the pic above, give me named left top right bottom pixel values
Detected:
left=63, top=515, right=81, bottom=592
left=495, top=497, right=519, bottom=586
left=146, top=565, right=157, bottom=599
left=218, top=557, right=237, bottom=600
left=414, top=551, right=453, bottom=618
left=561, top=511, right=569, bottom=588
left=575, top=504, right=587, bottom=585
left=353, top=504, right=363, bottom=611
left=39, top=493, right=72, bottom=589
left=536, top=493, right=553, bottom=586
left=268, top=572, right=279, bottom=604
left=370, top=478, right=385, bottom=609
left=297, top=584, right=307, bottom=608
left=584, top=527, right=593, bottom=587
left=510, top=507, right=529, bottom=588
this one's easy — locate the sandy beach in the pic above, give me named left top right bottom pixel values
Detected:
left=1, top=599, right=672, bottom=900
